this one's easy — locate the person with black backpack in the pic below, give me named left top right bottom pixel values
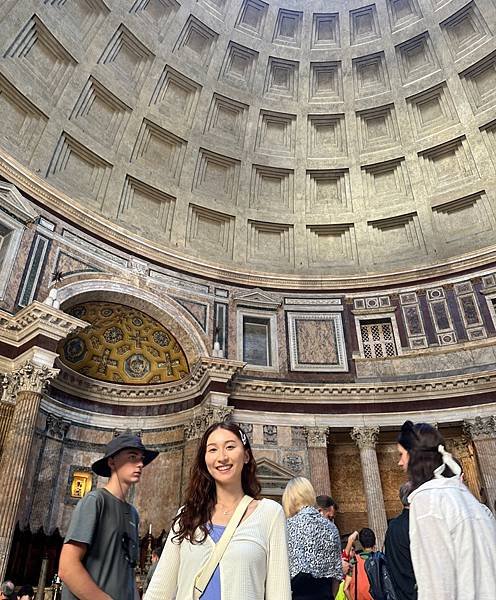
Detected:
left=346, top=528, right=397, bottom=600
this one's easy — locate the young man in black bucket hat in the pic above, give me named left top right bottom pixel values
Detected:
left=59, top=433, right=158, bottom=600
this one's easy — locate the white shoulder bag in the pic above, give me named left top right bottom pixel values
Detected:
left=193, top=495, right=253, bottom=600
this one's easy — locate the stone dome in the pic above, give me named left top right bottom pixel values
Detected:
left=0, top=0, right=495, bottom=286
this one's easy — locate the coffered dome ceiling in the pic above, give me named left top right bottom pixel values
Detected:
left=59, top=302, right=190, bottom=385
left=0, top=0, right=495, bottom=282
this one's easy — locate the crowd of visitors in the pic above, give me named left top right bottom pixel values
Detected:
left=8, top=418, right=491, bottom=599
left=0, top=582, right=34, bottom=600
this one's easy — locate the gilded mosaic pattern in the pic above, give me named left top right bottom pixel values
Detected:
left=59, top=302, right=189, bottom=385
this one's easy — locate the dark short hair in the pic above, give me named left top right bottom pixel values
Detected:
left=359, top=528, right=376, bottom=549
left=152, top=546, right=162, bottom=558
left=316, top=495, right=338, bottom=510
left=18, top=584, right=34, bottom=597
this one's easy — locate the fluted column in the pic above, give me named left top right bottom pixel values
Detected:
left=0, top=363, right=58, bottom=580
left=464, top=416, right=496, bottom=514
left=0, top=403, right=13, bottom=460
left=305, top=426, right=331, bottom=495
left=351, top=426, right=387, bottom=549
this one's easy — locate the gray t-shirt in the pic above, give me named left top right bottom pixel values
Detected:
left=61, top=488, right=139, bottom=600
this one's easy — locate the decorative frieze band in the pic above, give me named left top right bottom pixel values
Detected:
left=184, top=402, right=234, bottom=441
left=52, top=357, right=245, bottom=403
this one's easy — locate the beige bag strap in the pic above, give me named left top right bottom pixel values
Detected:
left=193, top=495, right=253, bottom=599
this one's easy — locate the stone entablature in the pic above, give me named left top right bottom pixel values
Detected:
left=0, top=301, right=87, bottom=349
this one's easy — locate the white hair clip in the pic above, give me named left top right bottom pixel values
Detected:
left=433, top=444, right=462, bottom=479
left=239, top=429, right=248, bottom=446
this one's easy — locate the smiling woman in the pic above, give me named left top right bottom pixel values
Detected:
left=144, top=421, right=292, bottom=600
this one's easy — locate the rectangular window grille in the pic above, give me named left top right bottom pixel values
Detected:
left=360, top=319, right=397, bottom=358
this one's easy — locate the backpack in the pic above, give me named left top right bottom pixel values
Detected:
left=364, top=551, right=398, bottom=600
left=350, top=554, right=373, bottom=600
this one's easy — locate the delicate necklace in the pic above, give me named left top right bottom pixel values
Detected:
left=217, top=496, right=244, bottom=516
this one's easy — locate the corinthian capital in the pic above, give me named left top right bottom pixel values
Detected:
left=2, top=362, right=59, bottom=402
left=184, top=403, right=234, bottom=441
left=351, top=426, right=380, bottom=449
left=305, top=426, right=329, bottom=448
left=463, top=416, right=496, bottom=440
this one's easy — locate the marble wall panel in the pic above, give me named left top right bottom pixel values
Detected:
left=328, top=442, right=367, bottom=536
left=376, top=443, right=405, bottom=520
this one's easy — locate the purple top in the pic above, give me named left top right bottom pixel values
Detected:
left=201, top=524, right=224, bottom=600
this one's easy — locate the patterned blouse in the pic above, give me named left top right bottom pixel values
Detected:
left=286, top=506, right=343, bottom=580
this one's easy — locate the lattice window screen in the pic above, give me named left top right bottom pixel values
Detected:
left=360, top=320, right=397, bottom=358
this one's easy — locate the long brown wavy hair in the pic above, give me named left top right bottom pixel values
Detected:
left=172, top=420, right=261, bottom=543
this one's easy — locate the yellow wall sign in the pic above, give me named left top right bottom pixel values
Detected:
left=71, top=471, right=93, bottom=499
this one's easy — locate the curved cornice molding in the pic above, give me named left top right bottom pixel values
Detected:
left=51, top=356, right=245, bottom=405
left=230, top=370, right=496, bottom=405
left=3, top=151, right=496, bottom=291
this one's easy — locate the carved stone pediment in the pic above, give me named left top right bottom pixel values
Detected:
left=232, top=289, right=281, bottom=310
left=256, top=457, right=296, bottom=479
left=256, top=457, right=295, bottom=495
left=0, top=182, right=38, bottom=223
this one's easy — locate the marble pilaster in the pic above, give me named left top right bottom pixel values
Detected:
left=305, top=426, right=331, bottom=495
left=30, top=415, right=71, bottom=533
left=0, top=363, right=58, bottom=580
left=464, top=416, right=496, bottom=513
left=351, top=426, right=388, bottom=549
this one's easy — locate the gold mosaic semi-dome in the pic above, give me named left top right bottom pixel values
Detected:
left=0, top=0, right=496, bottom=284
left=59, top=302, right=189, bottom=385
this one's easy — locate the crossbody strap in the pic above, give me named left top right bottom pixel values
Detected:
left=193, top=495, right=253, bottom=597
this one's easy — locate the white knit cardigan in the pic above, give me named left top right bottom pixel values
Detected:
left=144, top=498, right=291, bottom=600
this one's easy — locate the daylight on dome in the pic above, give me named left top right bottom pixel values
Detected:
left=0, top=0, right=495, bottom=598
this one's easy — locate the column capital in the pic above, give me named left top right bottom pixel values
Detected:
left=463, top=416, right=496, bottom=440
left=351, top=426, right=380, bottom=449
left=2, top=362, right=59, bottom=402
left=305, top=426, right=329, bottom=448
left=184, top=402, right=234, bottom=441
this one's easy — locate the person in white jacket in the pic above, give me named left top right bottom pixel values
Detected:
left=397, top=420, right=496, bottom=600
left=144, top=420, right=291, bottom=600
